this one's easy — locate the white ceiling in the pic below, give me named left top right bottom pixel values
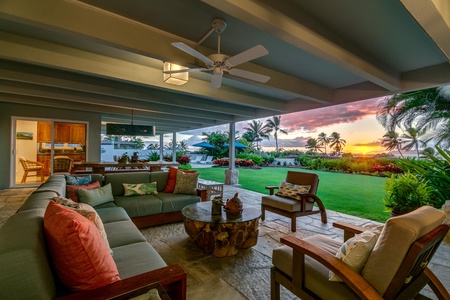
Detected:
left=1, top=0, right=450, bottom=134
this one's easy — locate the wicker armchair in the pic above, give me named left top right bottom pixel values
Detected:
left=53, top=156, right=73, bottom=174
left=19, top=157, right=44, bottom=183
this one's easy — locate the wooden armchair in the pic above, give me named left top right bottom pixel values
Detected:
left=261, top=171, right=327, bottom=232
left=53, top=156, right=73, bottom=174
left=271, top=206, right=449, bottom=300
left=19, top=157, right=44, bottom=183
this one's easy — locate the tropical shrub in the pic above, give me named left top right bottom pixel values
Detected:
left=147, top=152, right=160, bottom=161
left=213, top=158, right=255, bottom=167
left=237, top=153, right=264, bottom=166
left=383, top=172, right=432, bottom=215
left=398, top=146, right=450, bottom=208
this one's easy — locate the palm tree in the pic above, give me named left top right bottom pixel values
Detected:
left=305, top=138, right=322, bottom=153
left=243, top=120, right=270, bottom=150
left=317, top=132, right=330, bottom=154
left=265, top=116, right=288, bottom=152
left=376, top=85, right=450, bottom=148
left=329, top=132, right=346, bottom=155
left=401, top=127, right=426, bottom=158
left=381, top=131, right=404, bottom=158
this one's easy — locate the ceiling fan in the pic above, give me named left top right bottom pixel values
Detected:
left=164, top=19, right=270, bottom=89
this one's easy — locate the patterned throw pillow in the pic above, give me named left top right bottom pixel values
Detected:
left=173, top=170, right=199, bottom=195
left=53, top=196, right=112, bottom=254
left=66, top=181, right=101, bottom=202
left=329, top=228, right=381, bottom=282
left=43, top=202, right=120, bottom=291
left=65, top=174, right=92, bottom=186
left=275, top=181, right=311, bottom=200
left=123, top=182, right=158, bottom=197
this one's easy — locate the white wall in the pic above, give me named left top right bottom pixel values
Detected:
left=15, top=120, right=38, bottom=181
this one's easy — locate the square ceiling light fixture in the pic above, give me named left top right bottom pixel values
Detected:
left=163, top=62, right=189, bottom=85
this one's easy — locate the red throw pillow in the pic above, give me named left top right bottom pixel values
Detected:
left=164, top=167, right=197, bottom=193
left=66, top=181, right=101, bottom=202
left=164, top=167, right=178, bottom=193
left=43, top=201, right=120, bottom=291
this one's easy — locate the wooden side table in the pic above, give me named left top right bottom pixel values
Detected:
left=197, top=179, right=224, bottom=201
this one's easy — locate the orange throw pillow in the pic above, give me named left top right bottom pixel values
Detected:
left=43, top=201, right=120, bottom=291
left=66, top=181, right=101, bottom=202
left=164, top=167, right=178, bottom=193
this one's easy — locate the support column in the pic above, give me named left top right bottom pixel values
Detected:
left=172, top=132, right=177, bottom=163
left=225, top=122, right=240, bottom=186
left=159, top=134, right=164, bottom=162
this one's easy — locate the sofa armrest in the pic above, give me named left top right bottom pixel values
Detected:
left=265, top=186, right=279, bottom=195
left=58, top=264, right=186, bottom=300
left=197, top=188, right=207, bottom=201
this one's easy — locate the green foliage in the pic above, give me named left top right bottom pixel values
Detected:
left=383, top=172, right=432, bottom=214
left=397, top=146, right=450, bottom=208
left=179, top=164, right=192, bottom=170
left=147, top=152, right=160, bottom=161
left=236, top=153, right=264, bottom=166
left=193, top=167, right=390, bottom=222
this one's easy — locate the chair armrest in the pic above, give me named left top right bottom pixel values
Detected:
left=333, top=222, right=366, bottom=241
left=265, top=186, right=279, bottom=195
left=280, top=235, right=382, bottom=300
left=197, top=188, right=207, bottom=201
left=58, top=264, right=186, bottom=300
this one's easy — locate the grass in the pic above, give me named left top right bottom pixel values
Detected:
left=193, top=167, right=390, bottom=223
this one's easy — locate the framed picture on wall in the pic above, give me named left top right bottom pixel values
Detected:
left=16, top=132, right=33, bottom=140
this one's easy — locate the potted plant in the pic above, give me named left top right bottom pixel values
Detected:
left=383, top=171, right=432, bottom=216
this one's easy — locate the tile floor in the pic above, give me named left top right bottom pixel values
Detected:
left=0, top=185, right=448, bottom=299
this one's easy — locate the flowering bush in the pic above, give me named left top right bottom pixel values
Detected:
left=213, top=158, right=255, bottom=167
left=177, top=155, right=190, bottom=165
left=369, top=164, right=403, bottom=174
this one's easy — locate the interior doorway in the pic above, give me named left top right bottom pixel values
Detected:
left=12, top=118, right=87, bottom=187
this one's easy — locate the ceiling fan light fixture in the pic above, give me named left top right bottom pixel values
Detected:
left=163, top=62, right=189, bottom=85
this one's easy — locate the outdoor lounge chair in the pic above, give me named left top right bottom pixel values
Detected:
left=271, top=206, right=450, bottom=300
left=190, top=155, right=203, bottom=164
left=261, top=171, right=327, bottom=232
left=200, top=156, right=213, bottom=164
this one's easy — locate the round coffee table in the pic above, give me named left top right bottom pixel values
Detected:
left=181, top=202, right=261, bottom=257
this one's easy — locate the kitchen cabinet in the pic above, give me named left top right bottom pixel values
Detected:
left=37, top=122, right=51, bottom=142
left=54, top=123, right=71, bottom=143
left=54, top=123, right=86, bottom=143
left=71, top=124, right=86, bottom=144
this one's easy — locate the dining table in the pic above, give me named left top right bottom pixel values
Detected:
left=71, top=161, right=179, bottom=175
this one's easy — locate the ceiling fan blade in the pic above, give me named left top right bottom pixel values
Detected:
left=171, top=42, right=213, bottom=66
left=163, top=68, right=207, bottom=74
left=226, top=45, right=269, bottom=67
left=211, top=73, right=222, bottom=89
left=229, top=68, right=270, bottom=83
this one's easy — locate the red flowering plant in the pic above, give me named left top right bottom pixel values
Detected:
left=177, top=155, right=191, bottom=165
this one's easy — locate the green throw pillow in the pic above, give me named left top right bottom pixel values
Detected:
left=78, top=183, right=114, bottom=207
left=123, top=182, right=158, bottom=197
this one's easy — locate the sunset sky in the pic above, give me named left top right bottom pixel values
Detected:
left=176, top=96, right=389, bottom=155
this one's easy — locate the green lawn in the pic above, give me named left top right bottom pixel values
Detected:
left=193, top=167, right=390, bottom=222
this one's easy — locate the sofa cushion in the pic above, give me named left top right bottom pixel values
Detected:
left=111, top=242, right=167, bottom=279
left=261, top=194, right=314, bottom=212
left=18, top=191, right=57, bottom=212
left=0, top=209, right=56, bottom=300
left=66, top=181, right=101, bottom=202
left=173, top=170, right=199, bottom=195
left=43, top=202, right=120, bottom=291
left=272, top=235, right=358, bottom=300
left=34, top=175, right=66, bottom=196
left=105, top=173, right=151, bottom=196
left=114, top=195, right=162, bottom=218
left=103, top=220, right=147, bottom=248
left=123, top=182, right=158, bottom=197
left=149, top=172, right=169, bottom=193
left=96, top=207, right=131, bottom=224
left=78, top=183, right=115, bottom=207
left=156, top=192, right=201, bottom=213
